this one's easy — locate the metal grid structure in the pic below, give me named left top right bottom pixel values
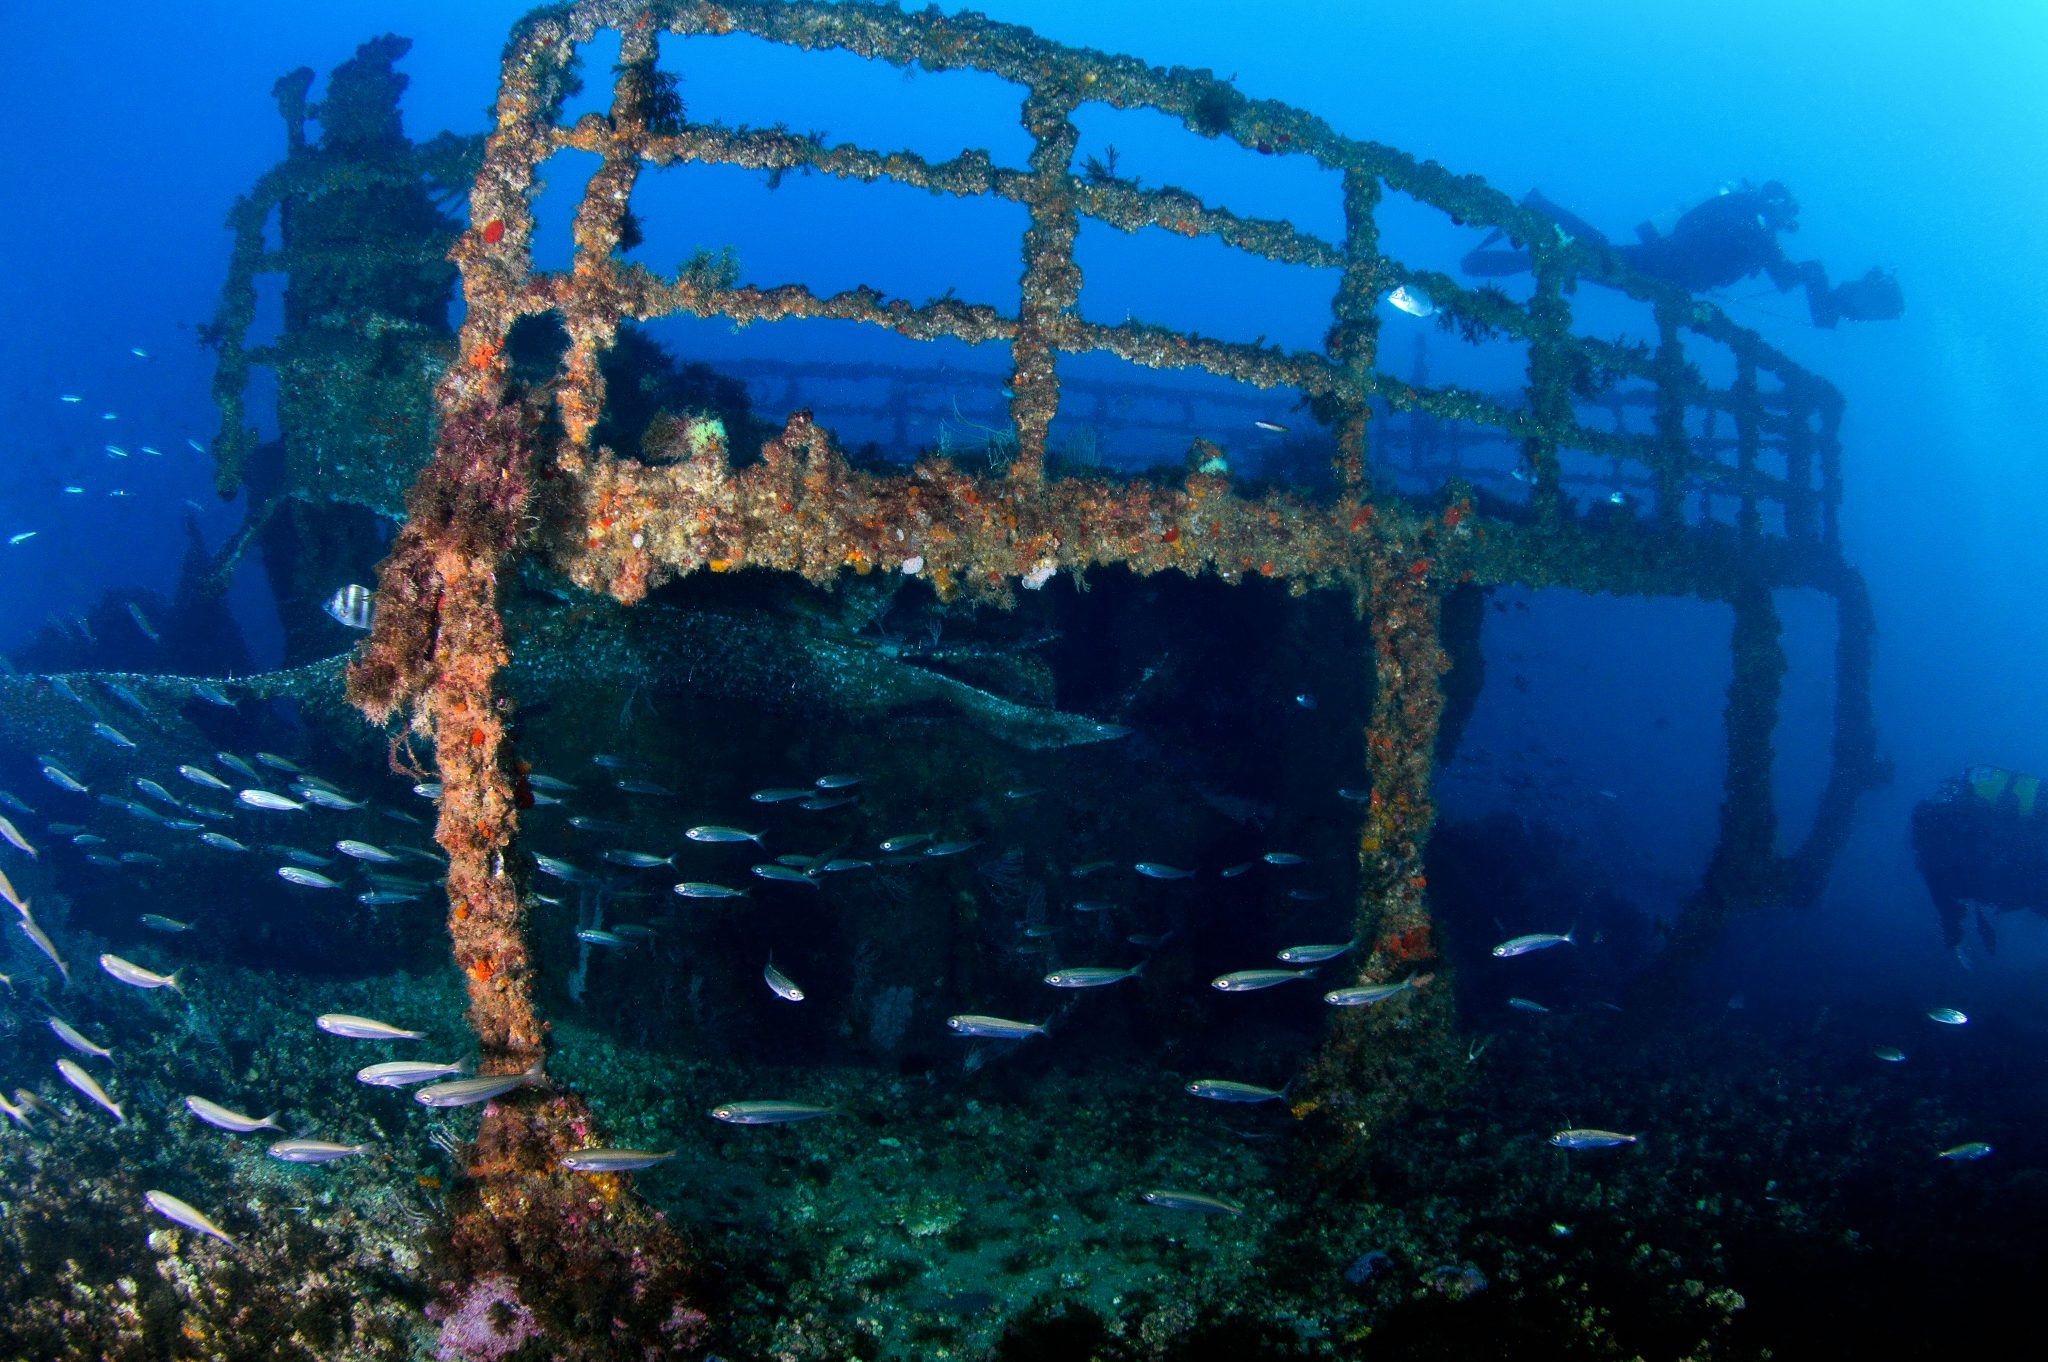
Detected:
left=185, top=0, right=1885, bottom=1330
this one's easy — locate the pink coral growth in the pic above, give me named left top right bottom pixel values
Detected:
left=430, top=1273, right=543, bottom=1361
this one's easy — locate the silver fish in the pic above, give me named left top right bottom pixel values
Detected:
left=533, top=852, right=585, bottom=881
left=134, top=778, right=183, bottom=808
left=49, top=1017, right=112, bottom=1058
left=764, top=959, right=805, bottom=1002
left=273, top=846, right=334, bottom=869
left=1507, top=996, right=1551, bottom=1013
left=189, top=681, right=236, bottom=707
left=1262, top=852, right=1306, bottom=866
left=57, top=1057, right=123, bottom=1122
left=751, top=864, right=819, bottom=887
left=92, top=722, right=137, bottom=749
left=1220, top=862, right=1255, bottom=878
left=813, top=773, right=864, bottom=789
left=317, top=1013, right=426, bottom=1041
left=0, top=788, right=33, bottom=815
left=254, top=752, right=302, bottom=774
left=238, top=789, right=304, bottom=812
left=336, top=840, right=402, bottom=864
left=1938, top=1141, right=1993, bottom=1161
left=356, top=1059, right=468, bottom=1087
left=1926, top=1007, right=1968, bottom=1025
left=1278, top=941, right=1356, bottom=964
left=708, top=1100, right=837, bottom=1124
left=140, top=913, right=192, bottom=933
left=614, top=779, right=675, bottom=797
left=1386, top=284, right=1435, bottom=318
left=161, top=819, right=203, bottom=832
left=40, top=762, right=88, bottom=794
left=117, top=851, right=163, bottom=867
left=799, top=794, right=858, bottom=812
left=145, top=1190, right=233, bottom=1243
left=0, top=814, right=37, bottom=859
left=126, top=600, right=159, bottom=641
left=602, top=849, right=674, bottom=869
left=674, top=881, right=747, bottom=899
left=1872, top=1045, right=1907, bottom=1063
left=296, top=786, right=368, bottom=811
left=1492, top=931, right=1574, bottom=958
left=879, top=833, right=933, bottom=852
left=323, top=583, right=375, bottom=630
left=749, top=787, right=812, bottom=803
left=946, top=1015, right=1047, bottom=1039
left=216, top=752, right=261, bottom=782
left=1550, top=1128, right=1637, bottom=1150
left=1185, top=1079, right=1287, bottom=1103
left=1211, top=969, right=1315, bottom=992
left=526, top=773, right=576, bottom=792
left=924, top=839, right=981, bottom=857
left=184, top=1095, right=280, bottom=1132
left=577, top=928, right=630, bottom=947
left=0, top=864, right=26, bottom=914
left=1141, top=1189, right=1243, bottom=1215
left=100, top=952, right=181, bottom=992
left=269, top=1138, right=372, bottom=1163
left=415, top=1064, right=541, bottom=1108
left=18, top=918, right=69, bottom=981
left=199, top=831, right=251, bottom=852
left=358, top=891, right=421, bottom=906
left=814, top=858, right=872, bottom=873
left=566, top=815, right=628, bottom=834
left=1070, top=859, right=1115, bottom=877
left=278, top=867, right=340, bottom=889
left=687, top=825, right=764, bottom=844
left=1135, top=862, right=1194, bottom=880
left=1324, top=979, right=1417, bottom=1007
left=560, top=1147, right=676, bottom=1172
left=1044, top=965, right=1142, bottom=988
left=1254, top=419, right=1288, bottom=434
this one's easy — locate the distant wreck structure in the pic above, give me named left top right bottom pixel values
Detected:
left=174, top=0, right=1882, bottom=1350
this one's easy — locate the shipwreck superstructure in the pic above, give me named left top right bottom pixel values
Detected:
left=3, top=1, right=1884, bottom=1352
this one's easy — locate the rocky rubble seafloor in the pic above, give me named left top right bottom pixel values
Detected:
left=2, top=957, right=2040, bottom=1361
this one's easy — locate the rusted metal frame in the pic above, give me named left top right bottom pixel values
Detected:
left=1649, top=300, right=1690, bottom=535
left=1326, top=168, right=1384, bottom=491
left=543, top=415, right=1377, bottom=605
left=1733, top=349, right=1763, bottom=544
left=1007, top=83, right=1085, bottom=483
left=621, top=120, right=1347, bottom=272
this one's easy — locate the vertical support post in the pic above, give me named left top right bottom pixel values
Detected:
left=1647, top=580, right=1787, bottom=984
left=1522, top=244, right=1572, bottom=527
left=1814, top=384, right=1844, bottom=547
left=1327, top=168, right=1384, bottom=492
left=1783, top=379, right=1818, bottom=542
left=1302, top=557, right=1460, bottom=1144
left=1650, top=301, right=1688, bottom=535
left=556, top=26, right=656, bottom=449
left=1008, top=84, right=1083, bottom=483
left=1733, top=348, right=1762, bottom=545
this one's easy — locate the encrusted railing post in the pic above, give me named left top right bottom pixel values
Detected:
left=1008, top=83, right=1084, bottom=482
left=1302, top=553, right=1460, bottom=1146
left=1650, top=301, right=1689, bottom=534
left=1653, top=580, right=1786, bottom=979
left=1522, top=241, right=1572, bottom=525
left=1327, top=167, right=1383, bottom=491
left=340, top=10, right=702, bottom=1354
left=1732, top=347, right=1762, bottom=544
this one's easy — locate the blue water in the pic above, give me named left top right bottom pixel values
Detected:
left=1, top=3, right=2043, bottom=1358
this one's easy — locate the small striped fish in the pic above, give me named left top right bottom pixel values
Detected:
left=323, top=583, right=375, bottom=631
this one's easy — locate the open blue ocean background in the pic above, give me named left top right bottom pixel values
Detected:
left=0, top=2, right=2043, bottom=1356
